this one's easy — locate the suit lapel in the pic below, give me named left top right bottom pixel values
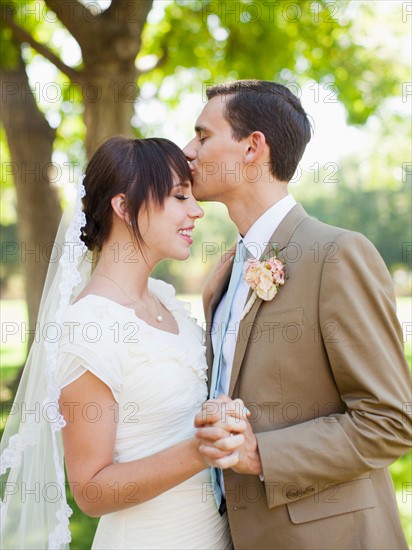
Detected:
left=228, top=203, right=310, bottom=396
left=260, top=203, right=309, bottom=258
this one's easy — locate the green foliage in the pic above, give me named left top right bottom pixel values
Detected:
left=294, top=111, right=411, bottom=272
left=297, top=183, right=411, bottom=271
left=2, top=0, right=409, bottom=292
left=65, top=486, right=99, bottom=550
left=0, top=224, right=19, bottom=290
left=390, top=452, right=412, bottom=547
left=1, top=0, right=86, bottom=187
left=0, top=26, right=19, bottom=70
left=0, top=125, right=17, bottom=224
left=0, top=1, right=20, bottom=69
left=0, top=300, right=27, bottom=403
left=139, top=0, right=408, bottom=125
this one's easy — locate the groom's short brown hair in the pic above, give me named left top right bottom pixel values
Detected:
left=206, top=80, right=312, bottom=182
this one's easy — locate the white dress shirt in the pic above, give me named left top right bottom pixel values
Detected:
left=212, top=194, right=297, bottom=397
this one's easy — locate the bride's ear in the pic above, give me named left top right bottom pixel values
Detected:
left=111, top=194, right=129, bottom=223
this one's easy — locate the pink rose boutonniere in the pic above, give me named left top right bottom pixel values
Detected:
left=241, top=246, right=286, bottom=321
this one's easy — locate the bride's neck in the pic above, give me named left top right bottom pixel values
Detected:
left=92, top=239, right=153, bottom=295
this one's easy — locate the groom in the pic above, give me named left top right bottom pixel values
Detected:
left=184, top=80, right=411, bottom=549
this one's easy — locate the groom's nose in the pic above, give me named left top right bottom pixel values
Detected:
left=183, top=137, right=197, bottom=161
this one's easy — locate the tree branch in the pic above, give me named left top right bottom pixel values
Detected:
left=105, top=0, right=153, bottom=28
left=43, top=0, right=90, bottom=47
left=1, top=11, right=80, bottom=81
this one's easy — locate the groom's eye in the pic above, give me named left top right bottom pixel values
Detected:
left=198, top=132, right=208, bottom=143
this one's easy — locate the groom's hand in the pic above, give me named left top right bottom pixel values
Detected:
left=194, top=395, right=246, bottom=469
left=195, top=396, right=263, bottom=475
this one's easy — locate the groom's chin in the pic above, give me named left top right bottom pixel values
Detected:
left=192, top=185, right=208, bottom=202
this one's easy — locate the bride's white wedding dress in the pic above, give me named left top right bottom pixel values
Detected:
left=55, top=278, right=231, bottom=549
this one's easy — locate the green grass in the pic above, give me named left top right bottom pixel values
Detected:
left=1, top=297, right=411, bottom=547
left=0, top=300, right=28, bottom=375
left=397, top=297, right=412, bottom=362
left=65, top=489, right=99, bottom=550
left=390, top=452, right=412, bottom=546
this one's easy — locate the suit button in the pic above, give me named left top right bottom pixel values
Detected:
left=306, top=486, right=315, bottom=494
left=233, top=507, right=238, bottom=511
left=286, top=490, right=298, bottom=499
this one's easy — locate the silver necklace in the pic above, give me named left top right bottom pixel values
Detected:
left=96, top=274, right=163, bottom=322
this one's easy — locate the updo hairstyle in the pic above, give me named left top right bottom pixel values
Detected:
left=80, top=136, right=192, bottom=252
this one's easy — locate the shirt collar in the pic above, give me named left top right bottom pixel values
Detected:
left=239, top=194, right=297, bottom=260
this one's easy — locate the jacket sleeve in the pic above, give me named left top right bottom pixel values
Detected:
left=256, top=231, right=412, bottom=508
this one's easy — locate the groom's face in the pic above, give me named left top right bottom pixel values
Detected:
left=183, top=96, right=249, bottom=202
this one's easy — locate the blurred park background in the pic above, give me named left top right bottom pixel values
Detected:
left=1, top=0, right=411, bottom=547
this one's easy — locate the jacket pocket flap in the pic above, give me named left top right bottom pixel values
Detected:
left=287, top=476, right=376, bottom=524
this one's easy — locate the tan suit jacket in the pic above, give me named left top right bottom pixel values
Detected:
left=204, top=204, right=411, bottom=549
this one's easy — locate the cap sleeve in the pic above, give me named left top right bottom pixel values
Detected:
left=56, top=299, right=125, bottom=402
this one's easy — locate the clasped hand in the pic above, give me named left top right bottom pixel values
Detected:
left=194, top=395, right=263, bottom=475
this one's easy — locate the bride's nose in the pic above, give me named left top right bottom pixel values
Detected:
left=189, top=200, right=204, bottom=220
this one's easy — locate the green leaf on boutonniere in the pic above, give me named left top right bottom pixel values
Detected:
left=262, top=243, right=279, bottom=261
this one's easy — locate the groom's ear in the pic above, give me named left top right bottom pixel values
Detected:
left=244, top=131, right=268, bottom=164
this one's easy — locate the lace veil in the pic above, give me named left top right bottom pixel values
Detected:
left=0, top=178, right=92, bottom=548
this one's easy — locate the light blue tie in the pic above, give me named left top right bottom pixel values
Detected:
left=210, top=239, right=246, bottom=399
left=209, top=240, right=246, bottom=508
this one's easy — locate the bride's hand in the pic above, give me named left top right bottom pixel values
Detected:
left=194, top=395, right=250, bottom=428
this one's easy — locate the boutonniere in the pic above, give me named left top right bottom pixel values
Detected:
left=240, top=246, right=286, bottom=321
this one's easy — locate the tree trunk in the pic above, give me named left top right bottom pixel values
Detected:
left=82, top=69, right=138, bottom=157
left=42, top=0, right=152, bottom=156
left=1, top=0, right=153, bottom=355
left=0, top=56, right=62, bottom=346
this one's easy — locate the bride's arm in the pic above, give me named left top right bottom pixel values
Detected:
left=59, top=370, right=245, bottom=517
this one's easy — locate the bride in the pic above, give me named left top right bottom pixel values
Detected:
left=0, top=136, right=246, bottom=549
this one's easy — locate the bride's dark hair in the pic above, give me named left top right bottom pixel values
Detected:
left=81, top=136, right=192, bottom=251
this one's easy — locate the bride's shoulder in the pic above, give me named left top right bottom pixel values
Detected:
left=59, top=295, right=135, bottom=355
left=63, top=294, right=126, bottom=323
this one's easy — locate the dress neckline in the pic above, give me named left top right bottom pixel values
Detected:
left=70, top=294, right=181, bottom=337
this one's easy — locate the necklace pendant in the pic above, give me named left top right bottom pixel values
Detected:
left=156, top=314, right=163, bottom=323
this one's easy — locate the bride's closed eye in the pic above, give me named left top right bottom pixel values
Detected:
left=172, top=180, right=191, bottom=201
